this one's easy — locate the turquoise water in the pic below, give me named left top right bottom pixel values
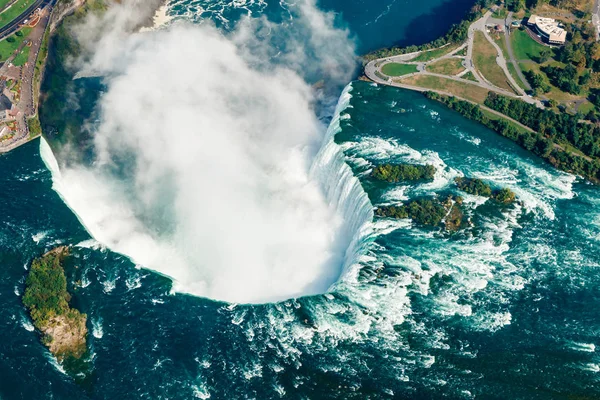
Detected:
left=167, top=0, right=475, bottom=53
left=1, top=0, right=600, bottom=399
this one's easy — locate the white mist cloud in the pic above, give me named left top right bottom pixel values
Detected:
left=50, top=0, right=358, bottom=303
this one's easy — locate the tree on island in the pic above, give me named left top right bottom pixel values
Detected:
left=372, top=163, right=436, bottom=182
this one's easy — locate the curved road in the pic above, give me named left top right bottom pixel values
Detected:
left=0, top=0, right=49, bottom=41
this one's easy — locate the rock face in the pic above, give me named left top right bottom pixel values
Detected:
left=23, top=247, right=87, bottom=361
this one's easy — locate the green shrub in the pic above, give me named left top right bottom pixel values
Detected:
left=372, top=163, right=436, bottom=182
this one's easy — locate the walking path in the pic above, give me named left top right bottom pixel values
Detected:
left=594, top=0, right=600, bottom=41
left=365, top=10, right=542, bottom=107
left=503, top=12, right=532, bottom=91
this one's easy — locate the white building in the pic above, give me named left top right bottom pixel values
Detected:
left=527, top=15, right=567, bottom=45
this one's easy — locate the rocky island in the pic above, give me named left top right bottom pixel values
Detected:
left=22, top=246, right=87, bottom=361
left=375, top=195, right=466, bottom=231
left=372, top=163, right=436, bottom=182
left=455, top=176, right=516, bottom=204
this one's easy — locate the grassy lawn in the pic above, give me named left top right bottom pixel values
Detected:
left=0, top=27, right=31, bottom=61
left=494, top=36, right=527, bottom=91
left=0, top=0, right=37, bottom=30
left=578, top=101, right=595, bottom=116
left=462, top=71, right=477, bottom=82
left=381, top=62, right=418, bottom=77
left=0, top=0, right=12, bottom=10
left=426, top=58, right=465, bottom=75
left=410, top=43, right=461, bottom=62
left=492, top=7, right=508, bottom=18
left=519, top=61, right=586, bottom=101
left=12, top=44, right=29, bottom=66
left=27, top=116, right=41, bottom=138
left=473, top=31, right=515, bottom=93
left=510, top=29, right=547, bottom=61
left=400, top=74, right=490, bottom=104
left=455, top=46, right=467, bottom=56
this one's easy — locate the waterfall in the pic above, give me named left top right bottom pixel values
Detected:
left=39, top=83, right=375, bottom=301
left=310, top=84, right=375, bottom=286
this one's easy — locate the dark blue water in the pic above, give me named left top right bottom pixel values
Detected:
left=1, top=1, right=600, bottom=399
left=168, top=0, right=475, bottom=54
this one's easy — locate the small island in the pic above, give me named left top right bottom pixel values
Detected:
left=372, top=163, right=436, bottom=182
left=375, top=195, right=466, bottom=231
left=455, top=177, right=516, bottom=204
left=23, top=246, right=87, bottom=361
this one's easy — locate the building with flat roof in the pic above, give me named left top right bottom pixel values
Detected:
left=527, top=15, right=567, bottom=45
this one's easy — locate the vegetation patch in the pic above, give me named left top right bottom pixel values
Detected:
left=0, top=0, right=38, bottom=30
left=455, top=177, right=517, bottom=203
left=23, top=247, right=87, bottom=361
left=426, top=91, right=600, bottom=183
left=372, top=163, right=436, bottom=182
left=401, top=74, right=490, bottom=104
left=462, top=71, right=478, bottom=82
left=27, top=116, right=42, bottom=138
left=375, top=195, right=466, bottom=231
left=0, top=27, right=31, bottom=61
left=473, top=31, right=515, bottom=93
left=411, top=43, right=461, bottom=62
left=12, top=44, right=29, bottom=66
left=510, top=29, right=547, bottom=61
left=426, top=58, right=465, bottom=75
left=381, top=62, right=418, bottom=77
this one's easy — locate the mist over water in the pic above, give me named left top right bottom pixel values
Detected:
left=42, top=1, right=359, bottom=303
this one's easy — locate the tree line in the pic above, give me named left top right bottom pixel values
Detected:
left=425, top=91, right=600, bottom=182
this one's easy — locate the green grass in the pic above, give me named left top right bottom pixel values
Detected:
left=462, top=71, right=477, bottom=82
left=492, top=7, right=508, bottom=18
left=0, top=0, right=37, bottom=30
left=511, top=29, right=548, bottom=61
left=473, top=31, right=516, bottom=93
left=411, top=43, right=461, bottom=62
left=455, top=46, right=467, bottom=56
left=381, top=62, right=418, bottom=77
left=12, top=44, right=29, bottom=66
left=0, top=0, right=12, bottom=10
left=426, top=58, right=465, bottom=75
left=577, top=101, right=595, bottom=116
left=27, top=116, right=41, bottom=138
left=495, top=36, right=528, bottom=91
left=0, top=27, right=31, bottom=61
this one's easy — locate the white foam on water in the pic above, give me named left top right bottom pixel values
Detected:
left=32, top=231, right=48, bottom=244
left=567, top=341, right=596, bottom=352
left=192, top=384, right=211, bottom=399
left=102, top=278, right=116, bottom=294
left=76, top=239, right=104, bottom=250
left=381, top=185, right=409, bottom=202
left=92, top=318, right=104, bottom=339
left=21, top=317, right=34, bottom=332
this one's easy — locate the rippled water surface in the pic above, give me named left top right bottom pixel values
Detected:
left=1, top=0, right=599, bottom=399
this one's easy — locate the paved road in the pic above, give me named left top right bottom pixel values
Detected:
left=0, top=0, right=49, bottom=41
left=477, top=13, right=527, bottom=96
left=0, top=0, right=54, bottom=152
left=364, top=10, right=543, bottom=107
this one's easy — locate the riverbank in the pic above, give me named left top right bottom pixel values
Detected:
left=362, top=1, right=600, bottom=184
